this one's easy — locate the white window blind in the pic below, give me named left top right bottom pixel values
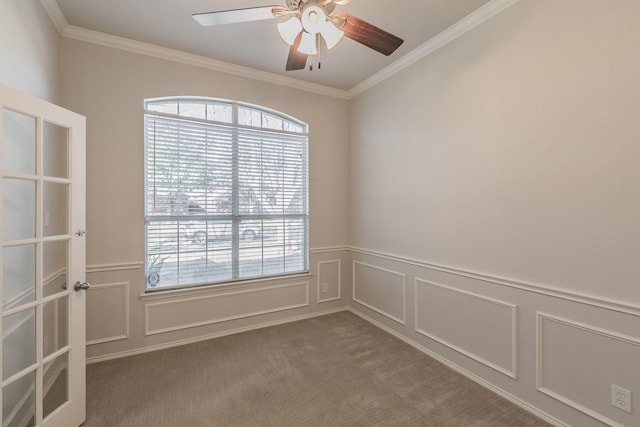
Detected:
left=144, top=98, right=309, bottom=289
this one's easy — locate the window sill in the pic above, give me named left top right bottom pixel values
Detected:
left=139, top=272, right=312, bottom=301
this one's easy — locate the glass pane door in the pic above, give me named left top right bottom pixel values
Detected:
left=1, top=84, right=86, bottom=427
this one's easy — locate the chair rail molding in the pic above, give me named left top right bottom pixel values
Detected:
left=350, top=246, right=640, bottom=317
left=86, top=261, right=144, bottom=274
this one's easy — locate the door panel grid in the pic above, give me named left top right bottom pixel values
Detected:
left=1, top=84, right=86, bottom=427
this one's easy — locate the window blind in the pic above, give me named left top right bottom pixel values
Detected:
left=144, top=98, right=308, bottom=289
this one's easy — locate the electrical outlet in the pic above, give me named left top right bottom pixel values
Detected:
left=611, top=384, right=632, bottom=413
left=321, top=282, right=328, bottom=293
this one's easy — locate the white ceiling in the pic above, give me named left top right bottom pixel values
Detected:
left=52, top=0, right=491, bottom=92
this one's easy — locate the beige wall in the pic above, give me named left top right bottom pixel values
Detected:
left=1, top=2, right=63, bottom=420
left=59, top=39, right=349, bottom=264
left=24, top=0, right=640, bottom=425
left=59, top=37, right=350, bottom=360
left=0, top=0, right=60, bottom=102
left=350, top=0, right=640, bottom=305
left=349, top=1, right=640, bottom=426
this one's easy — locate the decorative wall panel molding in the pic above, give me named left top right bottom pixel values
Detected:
left=86, top=282, right=130, bottom=345
left=537, top=313, right=640, bottom=427
left=145, top=282, right=310, bottom=335
left=352, top=261, right=406, bottom=325
left=317, top=259, right=342, bottom=303
left=415, top=279, right=518, bottom=379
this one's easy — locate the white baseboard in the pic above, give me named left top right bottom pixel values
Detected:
left=87, top=307, right=349, bottom=364
left=347, top=307, right=569, bottom=427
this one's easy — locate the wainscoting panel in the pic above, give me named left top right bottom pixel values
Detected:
left=317, top=259, right=342, bottom=303
left=145, top=282, right=310, bottom=335
left=415, top=279, right=518, bottom=379
left=352, top=261, right=406, bottom=325
left=537, top=313, right=640, bottom=427
left=86, top=282, right=130, bottom=345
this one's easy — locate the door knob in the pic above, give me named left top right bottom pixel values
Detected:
left=74, top=281, right=91, bottom=291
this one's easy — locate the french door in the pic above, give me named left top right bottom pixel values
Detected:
left=0, top=84, right=86, bottom=427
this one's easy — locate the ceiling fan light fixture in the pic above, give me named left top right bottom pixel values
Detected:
left=297, top=31, right=318, bottom=55
left=277, top=17, right=303, bottom=46
left=320, top=21, right=344, bottom=49
left=301, top=5, right=326, bottom=34
left=192, top=0, right=404, bottom=72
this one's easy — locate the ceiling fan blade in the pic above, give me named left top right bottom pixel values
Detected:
left=286, top=33, right=308, bottom=71
left=334, top=12, right=403, bottom=56
left=193, top=6, right=285, bottom=27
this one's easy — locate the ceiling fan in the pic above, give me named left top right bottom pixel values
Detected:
left=193, top=0, right=404, bottom=71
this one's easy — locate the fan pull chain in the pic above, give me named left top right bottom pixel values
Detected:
left=318, top=33, right=321, bottom=69
left=310, top=33, right=321, bottom=71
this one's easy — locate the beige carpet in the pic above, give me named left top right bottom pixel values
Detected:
left=83, top=311, right=551, bottom=427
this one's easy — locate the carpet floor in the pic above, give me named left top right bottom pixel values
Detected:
left=82, top=311, right=552, bottom=426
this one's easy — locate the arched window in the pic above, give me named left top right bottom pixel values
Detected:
left=144, top=97, right=308, bottom=289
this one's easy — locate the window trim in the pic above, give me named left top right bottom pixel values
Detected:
left=144, top=96, right=309, bottom=291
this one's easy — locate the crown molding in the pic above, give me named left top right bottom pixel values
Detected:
left=347, top=0, right=521, bottom=98
left=40, top=0, right=68, bottom=34
left=61, top=25, right=350, bottom=99
left=39, top=1, right=349, bottom=99
left=40, top=0, right=519, bottom=100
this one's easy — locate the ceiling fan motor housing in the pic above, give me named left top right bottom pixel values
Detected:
left=286, top=0, right=303, bottom=10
